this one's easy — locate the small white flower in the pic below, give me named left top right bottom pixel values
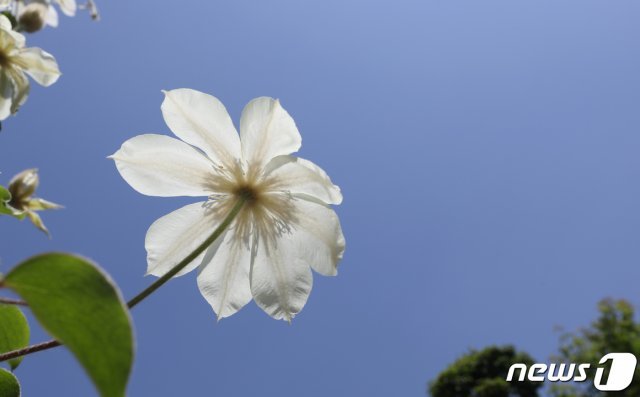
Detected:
left=14, top=0, right=75, bottom=30
left=0, top=14, right=60, bottom=119
left=15, top=0, right=58, bottom=30
left=17, top=1, right=50, bottom=32
left=111, top=89, right=345, bottom=321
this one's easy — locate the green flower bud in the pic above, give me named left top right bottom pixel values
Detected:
left=6, top=168, right=61, bottom=236
left=8, top=168, right=39, bottom=204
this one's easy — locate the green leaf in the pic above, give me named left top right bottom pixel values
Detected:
left=0, top=186, right=22, bottom=219
left=0, top=185, right=9, bottom=201
left=0, top=304, right=29, bottom=370
left=3, top=253, right=134, bottom=397
left=0, top=185, right=13, bottom=216
left=0, top=368, right=20, bottom=397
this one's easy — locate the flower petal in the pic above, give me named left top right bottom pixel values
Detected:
left=26, top=210, right=49, bottom=235
left=0, top=14, right=11, bottom=30
left=110, top=134, right=217, bottom=197
left=250, top=229, right=313, bottom=322
left=55, top=0, right=76, bottom=16
left=239, top=97, right=301, bottom=168
left=161, top=89, right=241, bottom=168
left=6, top=68, right=29, bottom=115
left=197, top=230, right=252, bottom=320
left=45, top=5, right=59, bottom=27
left=0, top=21, right=25, bottom=49
left=0, top=71, right=14, bottom=120
left=145, top=202, right=223, bottom=278
left=286, top=197, right=345, bottom=276
left=14, top=47, right=60, bottom=87
left=263, top=155, right=343, bottom=205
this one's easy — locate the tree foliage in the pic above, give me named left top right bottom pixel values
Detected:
left=428, top=345, right=541, bottom=397
left=550, top=298, right=640, bottom=397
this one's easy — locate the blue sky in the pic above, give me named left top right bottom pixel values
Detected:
left=2, top=0, right=640, bottom=395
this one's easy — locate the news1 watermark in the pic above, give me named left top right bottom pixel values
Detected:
left=506, top=353, right=638, bottom=391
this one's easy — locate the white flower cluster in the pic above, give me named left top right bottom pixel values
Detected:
left=0, top=14, right=59, bottom=120
left=0, top=0, right=97, bottom=120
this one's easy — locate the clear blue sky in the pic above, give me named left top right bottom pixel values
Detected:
left=2, top=0, right=640, bottom=395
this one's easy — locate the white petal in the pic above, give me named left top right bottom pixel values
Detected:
left=7, top=68, right=29, bottom=114
left=45, top=5, right=59, bottom=27
left=161, top=89, right=241, bottom=168
left=0, top=71, right=14, bottom=120
left=0, top=14, right=25, bottom=48
left=55, top=0, right=76, bottom=16
left=0, top=14, right=11, bottom=30
left=0, top=27, right=23, bottom=53
left=263, top=155, right=343, bottom=205
left=14, top=47, right=60, bottom=87
left=8, top=30, right=25, bottom=49
left=250, top=229, right=313, bottom=322
left=240, top=97, right=301, bottom=168
left=287, top=197, right=345, bottom=276
left=110, top=134, right=217, bottom=197
left=197, top=229, right=252, bottom=319
left=145, top=202, right=222, bottom=278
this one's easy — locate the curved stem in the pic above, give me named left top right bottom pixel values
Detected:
left=0, top=198, right=245, bottom=363
left=0, top=340, right=60, bottom=362
left=127, top=198, right=245, bottom=308
left=0, top=297, right=27, bottom=306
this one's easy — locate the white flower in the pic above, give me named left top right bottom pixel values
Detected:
left=15, top=0, right=75, bottom=30
left=16, top=1, right=50, bottom=33
left=0, top=14, right=60, bottom=119
left=111, top=89, right=345, bottom=321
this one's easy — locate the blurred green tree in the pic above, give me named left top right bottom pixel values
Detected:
left=550, top=298, right=640, bottom=397
left=428, top=345, right=541, bottom=397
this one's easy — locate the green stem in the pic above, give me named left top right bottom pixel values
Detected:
left=128, top=198, right=245, bottom=308
left=0, top=198, right=245, bottom=363
left=0, top=297, right=27, bottom=306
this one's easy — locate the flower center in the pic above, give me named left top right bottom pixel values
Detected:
left=0, top=49, right=10, bottom=68
left=232, top=184, right=260, bottom=205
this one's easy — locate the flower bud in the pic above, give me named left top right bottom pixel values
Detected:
left=8, top=168, right=39, bottom=205
left=18, top=2, right=47, bottom=33
left=6, top=168, right=61, bottom=236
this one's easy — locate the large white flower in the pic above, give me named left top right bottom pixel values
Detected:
left=111, top=89, right=345, bottom=321
left=0, top=14, right=60, bottom=119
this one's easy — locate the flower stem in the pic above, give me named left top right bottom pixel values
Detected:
left=0, top=340, right=61, bottom=362
left=127, top=198, right=245, bottom=308
left=0, top=198, right=245, bottom=363
left=0, top=297, right=27, bottom=306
